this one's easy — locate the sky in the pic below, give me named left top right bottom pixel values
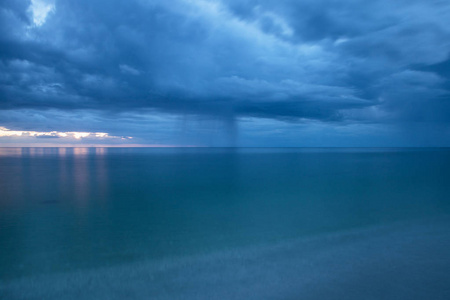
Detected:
left=1, top=0, right=450, bottom=147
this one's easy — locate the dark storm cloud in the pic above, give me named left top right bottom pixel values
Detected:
left=1, top=0, right=450, bottom=144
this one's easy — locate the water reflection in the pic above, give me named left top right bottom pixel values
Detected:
left=1, top=148, right=450, bottom=281
left=0, top=147, right=109, bottom=157
left=58, top=147, right=67, bottom=157
left=73, top=152, right=89, bottom=207
left=0, top=147, right=22, bottom=157
left=95, top=150, right=109, bottom=205
left=0, top=147, right=110, bottom=207
left=0, top=147, right=113, bottom=279
left=73, top=147, right=89, bottom=156
left=95, top=147, right=106, bottom=156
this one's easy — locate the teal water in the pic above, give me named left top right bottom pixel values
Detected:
left=1, top=148, right=450, bottom=283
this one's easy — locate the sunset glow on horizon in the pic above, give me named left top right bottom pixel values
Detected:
left=0, top=126, right=132, bottom=141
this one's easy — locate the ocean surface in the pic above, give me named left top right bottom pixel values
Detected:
left=1, top=147, right=450, bottom=299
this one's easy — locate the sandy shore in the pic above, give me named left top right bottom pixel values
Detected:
left=2, top=216, right=450, bottom=300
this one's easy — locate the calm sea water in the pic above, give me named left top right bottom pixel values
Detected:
left=1, top=148, right=450, bottom=282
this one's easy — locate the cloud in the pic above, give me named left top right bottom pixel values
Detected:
left=119, top=64, right=140, bottom=76
left=0, top=0, right=450, bottom=145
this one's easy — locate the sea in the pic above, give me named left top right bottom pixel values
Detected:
left=1, top=147, right=450, bottom=299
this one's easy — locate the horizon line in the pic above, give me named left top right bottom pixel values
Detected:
left=1, top=146, right=450, bottom=149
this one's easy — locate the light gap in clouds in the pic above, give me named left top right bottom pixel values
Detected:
left=28, top=0, right=55, bottom=26
left=0, top=127, right=132, bottom=140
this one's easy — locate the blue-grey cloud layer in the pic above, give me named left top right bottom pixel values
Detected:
left=1, top=0, right=450, bottom=145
